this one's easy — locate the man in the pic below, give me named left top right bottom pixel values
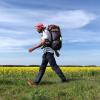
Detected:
left=28, top=23, right=67, bottom=86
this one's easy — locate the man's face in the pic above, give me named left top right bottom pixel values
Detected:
left=36, top=28, right=43, bottom=33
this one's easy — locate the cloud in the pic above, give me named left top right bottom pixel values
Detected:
left=0, top=6, right=98, bottom=53
left=0, top=36, right=39, bottom=52
left=62, top=29, right=100, bottom=44
left=45, top=10, right=97, bottom=29
left=0, top=7, right=97, bottom=29
left=0, top=28, right=28, bottom=35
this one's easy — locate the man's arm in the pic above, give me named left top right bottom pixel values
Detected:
left=29, top=38, right=45, bottom=52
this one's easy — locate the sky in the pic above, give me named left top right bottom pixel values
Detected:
left=0, top=0, right=100, bottom=65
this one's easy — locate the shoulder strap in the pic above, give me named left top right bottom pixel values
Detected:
left=48, top=30, right=53, bottom=47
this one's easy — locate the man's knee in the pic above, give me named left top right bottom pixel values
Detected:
left=51, top=64, right=59, bottom=70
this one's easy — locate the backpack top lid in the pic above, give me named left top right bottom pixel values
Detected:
left=48, top=25, right=60, bottom=32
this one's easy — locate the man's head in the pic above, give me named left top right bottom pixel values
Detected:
left=35, top=23, right=45, bottom=33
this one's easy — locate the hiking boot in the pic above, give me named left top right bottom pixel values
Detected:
left=27, top=80, right=38, bottom=87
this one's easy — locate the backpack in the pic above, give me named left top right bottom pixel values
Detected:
left=47, top=25, right=62, bottom=50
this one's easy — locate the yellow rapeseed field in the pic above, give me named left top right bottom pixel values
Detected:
left=0, top=67, right=100, bottom=73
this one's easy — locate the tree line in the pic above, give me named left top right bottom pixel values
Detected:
left=0, top=65, right=99, bottom=67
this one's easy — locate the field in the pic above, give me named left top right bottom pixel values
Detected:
left=0, top=67, right=100, bottom=100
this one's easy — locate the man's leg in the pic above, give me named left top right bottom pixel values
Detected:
left=33, top=53, right=48, bottom=84
left=47, top=52, right=67, bottom=82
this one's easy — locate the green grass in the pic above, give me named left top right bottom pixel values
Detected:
left=0, top=70, right=100, bottom=100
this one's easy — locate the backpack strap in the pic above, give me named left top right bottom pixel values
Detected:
left=49, top=30, right=53, bottom=47
left=41, top=29, right=52, bottom=49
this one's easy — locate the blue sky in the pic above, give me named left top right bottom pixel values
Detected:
left=0, top=0, right=100, bottom=65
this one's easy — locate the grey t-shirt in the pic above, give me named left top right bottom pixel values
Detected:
left=41, top=29, right=54, bottom=53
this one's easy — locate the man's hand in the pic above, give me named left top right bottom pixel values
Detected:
left=29, top=48, right=34, bottom=52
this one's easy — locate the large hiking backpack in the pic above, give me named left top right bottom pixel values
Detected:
left=47, top=25, right=62, bottom=50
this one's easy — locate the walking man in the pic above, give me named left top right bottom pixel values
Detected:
left=28, top=23, right=67, bottom=86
